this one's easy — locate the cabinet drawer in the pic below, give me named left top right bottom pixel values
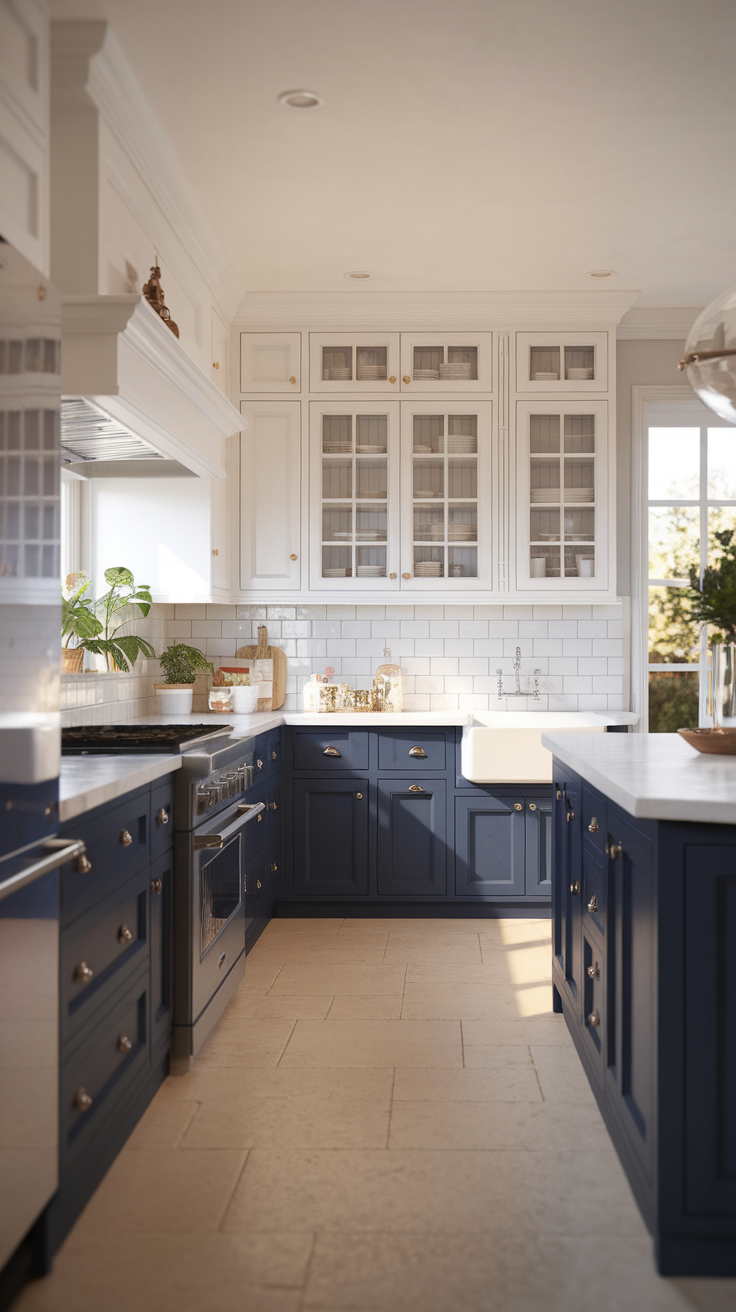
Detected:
left=60, top=982, right=148, bottom=1161
left=150, top=779, right=174, bottom=855
left=292, top=730, right=369, bottom=772
left=377, top=731, right=447, bottom=772
left=582, top=841, right=606, bottom=939
left=60, top=866, right=149, bottom=1043
left=61, top=789, right=149, bottom=917
left=253, top=728, right=281, bottom=783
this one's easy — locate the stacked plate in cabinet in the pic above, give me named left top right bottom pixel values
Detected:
left=324, top=567, right=350, bottom=577
left=567, top=367, right=594, bottom=380
left=356, top=365, right=385, bottom=381
left=414, top=561, right=443, bottom=577
left=356, top=444, right=385, bottom=454
left=563, top=488, right=594, bottom=502
left=447, top=436, right=476, bottom=453
left=533, top=371, right=559, bottom=381
left=326, top=367, right=352, bottom=381
left=439, top=362, right=472, bottom=379
left=414, top=368, right=439, bottom=380
left=530, top=488, right=560, bottom=502
left=356, top=565, right=384, bottom=577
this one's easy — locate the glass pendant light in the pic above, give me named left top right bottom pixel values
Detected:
left=679, top=286, right=736, bottom=424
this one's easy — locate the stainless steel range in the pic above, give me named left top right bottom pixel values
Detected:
left=61, top=724, right=265, bottom=1072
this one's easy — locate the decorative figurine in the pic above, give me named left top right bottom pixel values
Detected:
left=142, top=263, right=179, bottom=338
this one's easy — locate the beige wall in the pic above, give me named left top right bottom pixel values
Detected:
left=615, top=339, right=687, bottom=596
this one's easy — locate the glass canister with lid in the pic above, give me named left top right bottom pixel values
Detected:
left=373, top=647, right=403, bottom=712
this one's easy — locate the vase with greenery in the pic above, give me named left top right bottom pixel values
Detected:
left=61, top=572, right=102, bottom=672
left=155, top=643, right=213, bottom=714
left=673, top=529, right=736, bottom=725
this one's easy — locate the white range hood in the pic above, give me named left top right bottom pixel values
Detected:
left=61, top=294, right=245, bottom=478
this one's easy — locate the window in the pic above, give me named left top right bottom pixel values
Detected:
left=647, top=421, right=736, bottom=731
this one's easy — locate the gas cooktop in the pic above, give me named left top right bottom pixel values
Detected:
left=61, top=725, right=233, bottom=755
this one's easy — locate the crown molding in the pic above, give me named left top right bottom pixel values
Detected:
left=51, top=20, right=244, bottom=324
left=616, top=307, right=701, bottom=340
left=233, top=289, right=641, bottom=331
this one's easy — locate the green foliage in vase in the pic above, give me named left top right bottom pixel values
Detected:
left=681, top=530, right=736, bottom=645
left=61, top=572, right=102, bottom=649
left=158, top=643, right=214, bottom=686
left=74, top=566, right=156, bottom=672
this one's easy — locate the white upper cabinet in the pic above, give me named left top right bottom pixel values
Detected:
left=211, top=314, right=229, bottom=394
left=240, top=332, right=301, bottom=393
left=210, top=467, right=230, bottom=595
left=400, top=333, right=492, bottom=393
left=309, top=333, right=400, bottom=394
left=0, top=0, right=49, bottom=273
left=239, top=401, right=301, bottom=591
left=514, top=400, right=609, bottom=593
left=400, top=401, right=492, bottom=591
left=310, top=401, right=400, bottom=591
left=515, top=332, right=608, bottom=393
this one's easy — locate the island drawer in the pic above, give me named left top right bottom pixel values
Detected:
left=150, top=779, right=174, bottom=855
left=253, top=728, right=281, bottom=783
left=377, top=731, right=447, bottom=772
left=292, top=729, right=369, bottom=772
left=582, top=840, right=606, bottom=940
left=61, top=787, right=149, bottom=917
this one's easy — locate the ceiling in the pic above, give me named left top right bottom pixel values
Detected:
left=50, top=0, right=736, bottom=307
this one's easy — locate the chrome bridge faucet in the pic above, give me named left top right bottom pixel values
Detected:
left=496, top=646, right=541, bottom=700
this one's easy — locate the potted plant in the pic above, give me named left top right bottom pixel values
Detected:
left=61, top=572, right=102, bottom=672
left=82, top=566, right=156, bottom=672
left=156, top=643, right=214, bottom=713
left=678, top=529, right=736, bottom=724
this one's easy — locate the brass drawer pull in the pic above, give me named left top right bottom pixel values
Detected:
left=409, top=785, right=425, bottom=793
left=587, top=962, right=600, bottom=980
left=566, top=809, right=575, bottom=822
left=74, top=1087, right=93, bottom=1112
left=588, top=817, right=599, bottom=833
left=257, top=879, right=262, bottom=890
left=257, top=814, right=263, bottom=823
left=117, top=924, right=133, bottom=944
left=587, top=895, right=599, bottom=915
left=119, top=829, right=133, bottom=847
left=151, top=878, right=163, bottom=895
left=74, top=961, right=94, bottom=984
left=271, top=750, right=278, bottom=760
left=77, top=854, right=92, bottom=874
left=408, top=746, right=427, bottom=758
left=588, top=1010, right=601, bottom=1028
left=117, top=1034, right=132, bottom=1054
left=529, top=803, right=537, bottom=811
left=323, top=746, right=341, bottom=757
left=268, top=801, right=278, bottom=811
left=570, top=881, right=580, bottom=895
left=156, top=807, right=169, bottom=826
left=270, top=861, right=278, bottom=873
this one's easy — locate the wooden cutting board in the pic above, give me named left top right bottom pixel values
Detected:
left=236, top=625, right=287, bottom=710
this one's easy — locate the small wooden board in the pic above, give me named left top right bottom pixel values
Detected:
left=236, top=625, right=287, bottom=710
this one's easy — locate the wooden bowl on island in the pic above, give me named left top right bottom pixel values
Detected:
left=677, top=727, right=736, bottom=755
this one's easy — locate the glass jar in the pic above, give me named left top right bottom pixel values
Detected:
left=352, top=689, right=372, bottom=712
left=318, top=683, right=339, bottom=713
left=208, top=686, right=232, bottom=713
left=373, top=647, right=403, bottom=713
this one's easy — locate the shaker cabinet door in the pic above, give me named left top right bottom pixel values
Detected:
left=455, top=794, right=526, bottom=898
left=292, top=778, right=369, bottom=896
left=377, top=779, right=447, bottom=897
left=240, top=332, right=301, bottom=392
left=239, top=401, right=301, bottom=591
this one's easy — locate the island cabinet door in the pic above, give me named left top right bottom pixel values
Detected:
left=553, top=775, right=584, bottom=1015
left=292, top=778, right=369, bottom=896
left=149, top=849, right=173, bottom=1054
left=605, top=812, right=655, bottom=1185
left=454, top=794, right=526, bottom=898
left=377, top=780, right=447, bottom=897
left=525, top=795, right=553, bottom=896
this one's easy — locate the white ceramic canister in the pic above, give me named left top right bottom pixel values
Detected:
left=154, top=684, right=194, bottom=714
left=230, top=683, right=260, bottom=713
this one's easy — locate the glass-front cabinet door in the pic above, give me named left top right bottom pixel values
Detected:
left=515, top=401, right=609, bottom=592
left=310, top=402, right=400, bottom=589
left=515, top=332, right=608, bottom=393
left=309, top=333, right=400, bottom=393
left=400, top=402, right=491, bottom=590
left=400, top=333, right=492, bottom=393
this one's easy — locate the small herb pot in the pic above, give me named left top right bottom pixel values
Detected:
left=154, top=684, right=194, bottom=714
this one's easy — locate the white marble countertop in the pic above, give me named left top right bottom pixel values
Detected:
left=542, top=732, right=736, bottom=825
left=124, top=709, right=638, bottom=733
left=59, top=755, right=181, bottom=824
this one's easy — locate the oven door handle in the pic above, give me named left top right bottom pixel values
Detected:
left=193, top=802, right=265, bottom=850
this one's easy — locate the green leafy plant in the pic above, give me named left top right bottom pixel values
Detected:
left=158, top=643, right=214, bottom=685
left=61, top=573, right=102, bottom=649
left=680, top=530, right=736, bottom=645
left=81, top=566, right=156, bottom=672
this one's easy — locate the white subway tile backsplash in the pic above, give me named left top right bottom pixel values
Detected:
left=532, top=605, right=563, bottom=619
left=356, top=605, right=385, bottom=619
left=561, top=639, right=592, bottom=658
left=504, top=605, right=533, bottom=620
left=416, top=676, right=445, bottom=695
left=282, top=620, right=312, bottom=638
left=472, top=605, right=504, bottom=619
left=473, top=639, right=505, bottom=658
left=401, top=657, right=431, bottom=675
left=592, top=639, right=622, bottom=658
left=221, top=620, right=253, bottom=639
left=427, top=621, right=459, bottom=638
left=592, top=676, right=623, bottom=694
left=297, top=605, right=326, bottom=620
left=607, top=621, right=624, bottom=639
left=503, top=638, right=534, bottom=658
left=577, top=694, right=609, bottom=711
left=326, top=639, right=356, bottom=659
left=400, top=620, right=430, bottom=637
left=458, top=658, right=489, bottom=676
left=563, top=676, right=593, bottom=694
left=533, top=639, right=563, bottom=658
left=267, top=606, right=296, bottom=620
left=191, top=620, right=223, bottom=639
left=445, top=676, right=474, bottom=695
left=577, top=621, right=608, bottom=639
left=430, top=693, right=460, bottom=710
left=175, top=604, right=207, bottom=619
left=429, top=657, right=459, bottom=676
left=577, top=658, right=609, bottom=676
left=413, top=605, right=445, bottom=618
left=371, top=620, right=401, bottom=638
left=458, top=621, right=488, bottom=638
left=489, top=621, right=520, bottom=639
left=549, top=658, right=579, bottom=676
left=206, top=605, right=237, bottom=620
left=548, top=621, right=578, bottom=639
left=415, top=639, right=445, bottom=658
left=562, top=606, right=592, bottom=620
left=341, top=621, right=372, bottom=638
left=313, top=621, right=342, bottom=638
left=518, top=621, right=548, bottom=639
left=297, top=639, right=327, bottom=658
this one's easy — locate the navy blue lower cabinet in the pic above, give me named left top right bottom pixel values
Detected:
left=149, top=848, right=173, bottom=1055
left=551, top=755, right=736, bottom=1276
left=292, top=777, right=369, bottom=896
left=525, top=795, right=552, bottom=895
left=377, top=778, right=447, bottom=897
left=454, top=794, right=525, bottom=898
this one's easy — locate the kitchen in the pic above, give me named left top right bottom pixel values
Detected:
left=2, top=2, right=736, bottom=1309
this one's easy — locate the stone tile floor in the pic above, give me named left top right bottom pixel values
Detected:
left=16, top=918, right=736, bottom=1311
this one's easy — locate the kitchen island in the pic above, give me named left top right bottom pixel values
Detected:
left=542, top=731, right=736, bottom=1277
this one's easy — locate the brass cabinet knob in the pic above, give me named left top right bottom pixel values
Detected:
left=587, top=895, right=599, bottom=914
left=289, top=375, right=297, bottom=384
left=528, top=803, right=537, bottom=811
left=77, top=854, right=92, bottom=874
left=156, top=807, right=169, bottom=826
left=118, top=1034, right=133, bottom=1053
left=119, top=829, right=133, bottom=847
left=570, top=881, right=580, bottom=895
left=257, top=759, right=263, bottom=770
left=566, top=809, right=575, bottom=822
left=211, top=548, right=219, bottom=556
left=323, top=746, right=341, bottom=757
left=514, top=803, right=523, bottom=812
left=270, top=861, right=278, bottom=872
left=408, top=746, right=427, bottom=758
left=74, top=1087, right=93, bottom=1112
left=74, top=961, right=94, bottom=984
left=257, top=814, right=263, bottom=822
left=408, top=784, right=425, bottom=793
left=389, top=572, right=397, bottom=579
left=389, top=375, right=396, bottom=384
left=257, top=879, right=262, bottom=889
left=587, top=962, right=600, bottom=980
left=355, top=792, right=363, bottom=800
left=588, top=817, right=599, bottom=833
left=271, top=750, right=278, bottom=760
left=212, top=361, right=220, bottom=370
left=402, top=572, right=411, bottom=579
left=151, top=878, right=163, bottom=895
left=403, top=375, right=411, bottom=384
left=117, top=924, right=133, bottom=944
left=606, top=840, right=623, bottom=859
left=290, top=553, right=298, bottom=561
left=588, top=1010, right=601, bottom=1028
left=268, top=800, right=278, bottom=810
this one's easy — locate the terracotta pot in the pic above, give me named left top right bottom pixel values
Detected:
left=61, top=647, right=84, bottom=673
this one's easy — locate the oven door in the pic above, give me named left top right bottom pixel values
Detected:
left=190, top=801, right=264, bottom=1023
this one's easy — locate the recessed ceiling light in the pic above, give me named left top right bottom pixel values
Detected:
left=278, top=89, right=323, bottom=109
left=586, top=269, right=617, bottom=279
left=344, top=270, right=372, bottom=280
